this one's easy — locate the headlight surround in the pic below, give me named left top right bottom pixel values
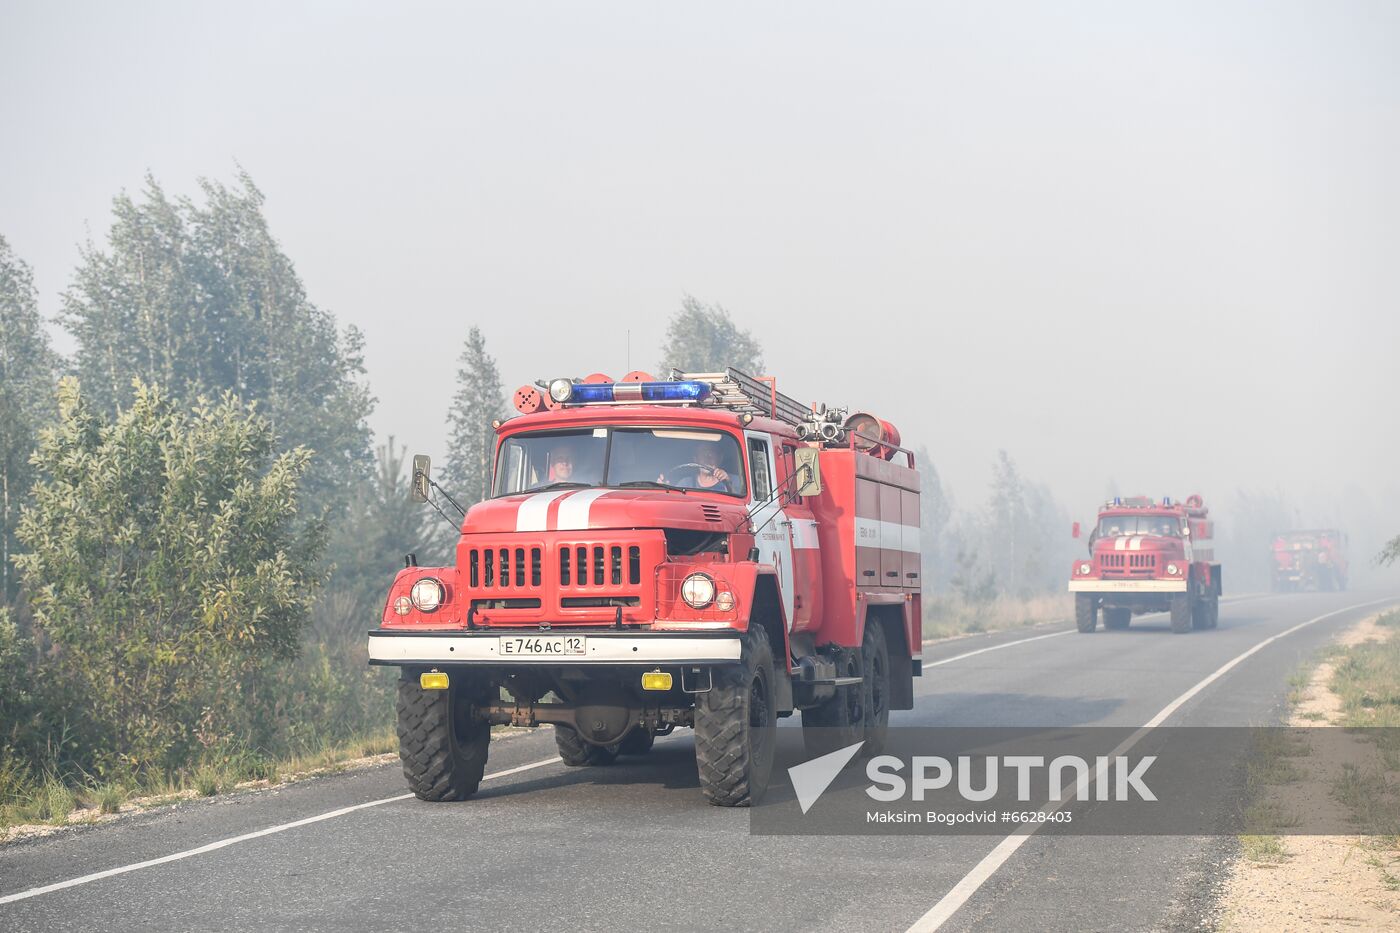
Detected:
left=547, top=378, right=574, bottom=403
left=410, top=577, right=445, bottom=612
left=1166, top=563, right=1179, bottom=576
left=680, top=572, right=716, bottom=609
left=1079, top=562, right=1092, bottom=575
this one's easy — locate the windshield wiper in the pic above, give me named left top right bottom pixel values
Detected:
left=617, top=480, right=688, bottom=493
left=526, top=481, right=590, bottom=493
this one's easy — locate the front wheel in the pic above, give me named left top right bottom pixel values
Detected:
left=396, top=677, right=491, bottom=801
left=554, top=726, right=620, bottom=766
left=694, top=625, right=777, bottom=807
left=1170, top=594, right=1192, bottom=634
left=618, top=727, right=656, bottom=756
left=1076, top=593, right=1098, bottom=633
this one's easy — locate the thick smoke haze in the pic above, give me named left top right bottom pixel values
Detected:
left=3, top=1, right=1398, bottom=578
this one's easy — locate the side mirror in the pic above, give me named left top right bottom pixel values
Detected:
left=411, top=454, right=431, bottom=503
left=1071, top=521, right=1081, bottom=539
left=794, top=447, right=822, bottom=497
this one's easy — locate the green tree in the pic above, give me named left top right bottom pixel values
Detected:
left=657, top=295, right=764, bottom=374
left=60, top=172, right=373, bottom=510
left=14, top=379, right=325, bottom=773
left=1380, top=535, right=1399, bottom=566
left=319, top=438, right=440, bottom=646
left=442, top=326, right=506, bottom=504
left=0, top=235, right=61, bottom=606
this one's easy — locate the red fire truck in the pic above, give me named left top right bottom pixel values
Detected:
left=1271, top=529, right=1348, bottom=592
left=1068, top=495, right=1222, bottom=634
left=368, top=369, right=922, bottom=806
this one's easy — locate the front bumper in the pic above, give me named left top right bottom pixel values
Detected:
left=368, top=629, right=743, bottom=666
left=1067, top=579, right=1188, bottom=593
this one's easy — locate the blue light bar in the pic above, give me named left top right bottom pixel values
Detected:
left=568, top=380, right=712, bottom=404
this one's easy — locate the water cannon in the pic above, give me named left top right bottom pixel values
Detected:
left=844, top=412, right=901, bottom=460
left=798, top=404, right=848, bottom=445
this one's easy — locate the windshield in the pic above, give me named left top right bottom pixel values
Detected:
left=493, top=427, right=747, bottom=498
left=1096, top=515, right=1181, bottom=537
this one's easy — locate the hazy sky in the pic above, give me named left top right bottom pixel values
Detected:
left=3, top=1, right=1398, bottom=548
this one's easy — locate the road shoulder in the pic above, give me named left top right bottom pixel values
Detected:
left=1218, top=611, right=1400, bottom=931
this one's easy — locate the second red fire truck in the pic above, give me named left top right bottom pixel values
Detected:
left=1068, top=495, right=1222, bottom=634
left=368, top=368, right=923, bottom=806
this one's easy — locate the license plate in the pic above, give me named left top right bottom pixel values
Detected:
left=498, top=635, right=587, bottom=657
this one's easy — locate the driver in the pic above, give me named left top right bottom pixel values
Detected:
left=660, top=442, right=733, bottom=492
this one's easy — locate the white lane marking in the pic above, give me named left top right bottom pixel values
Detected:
left=917, top=592, right=1277, bottom=655
left=920, top=629, right=1073, bottom=662
left=905, top=595, right=1400, bottom=932
left=516, top=491, right=570, bottom=532
left=0, top=756, right=565, bottom=907
left=555, top=488, right=612, bottom=530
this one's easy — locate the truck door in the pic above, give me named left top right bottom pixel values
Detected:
left=780, top=443, right=821, bottom=630
left=746, top=432, right=796, bottom=630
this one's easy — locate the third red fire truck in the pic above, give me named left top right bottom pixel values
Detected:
left=1068, top=495, right=1222, bottom=634
left=1271, top=529, right=1348, bottom=592
left=368, top=368, right=922, bottom=806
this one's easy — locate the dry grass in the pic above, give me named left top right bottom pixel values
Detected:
left=922, top=592, right=1071, bottom=641
left=1, top=725, right=400, bottom=837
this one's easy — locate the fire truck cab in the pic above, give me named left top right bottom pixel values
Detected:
left=1068, top=495, right=1222, bottom=634
left=368, top=369, right=922, bottom=806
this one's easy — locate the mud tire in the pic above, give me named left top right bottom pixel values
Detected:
left=861, top=621, right=891, bottom=756
left=618, top=727, right=656, bottom=756
left=396, top=678, right=491, bottom=801
left=1076, top=593, right=1098, bottom=633
left=554, top=726, right=620, bottom=767
left=1170, top=594, right=1193, bottom=634
left=694, top=625, right=777, bottom=807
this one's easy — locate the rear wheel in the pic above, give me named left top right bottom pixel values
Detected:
left=1103, top=608, right=1131, bottom=631
left=861, top=622, right=891, bottom=756
left=1170, top=594, right=1192, bottom=634
left=554, top=726, right=620, bottom=767
left=802, top=654, right=863, bottom=757
left=396, top=677, right=491, bottom=801
left=694, top=625, right=777, bottom=806
left=1076, top=594, right=1098, bottom=633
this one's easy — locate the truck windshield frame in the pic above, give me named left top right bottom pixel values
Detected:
left=492, top=426, right=748, bottom=499
left=1096, top=515, right=1182, bottom=537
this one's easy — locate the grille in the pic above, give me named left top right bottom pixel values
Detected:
left=467, top=546, right=544, bottom=588
left=559, top=545, right=642, bottom=587
left=700, top=505, right=723, bottom=523
left=1099, top=552, right=1157, bottom=577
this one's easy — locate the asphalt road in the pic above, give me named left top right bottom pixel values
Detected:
left=2, top=588, right=1397, bottom=933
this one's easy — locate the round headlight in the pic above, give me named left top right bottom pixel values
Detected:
left=393, top=596, right=413, bottom=616
left=410, top=577, right=444, bottom=612
left=1079, top=563, right=1092, bottom=575
left=715, top=591, right=735, bottom=612
left=680, top=573, right=716, bottom=609
left=1166, top=563, right=1179, bottom=576
left=547, top=378, right=574, bottom=403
